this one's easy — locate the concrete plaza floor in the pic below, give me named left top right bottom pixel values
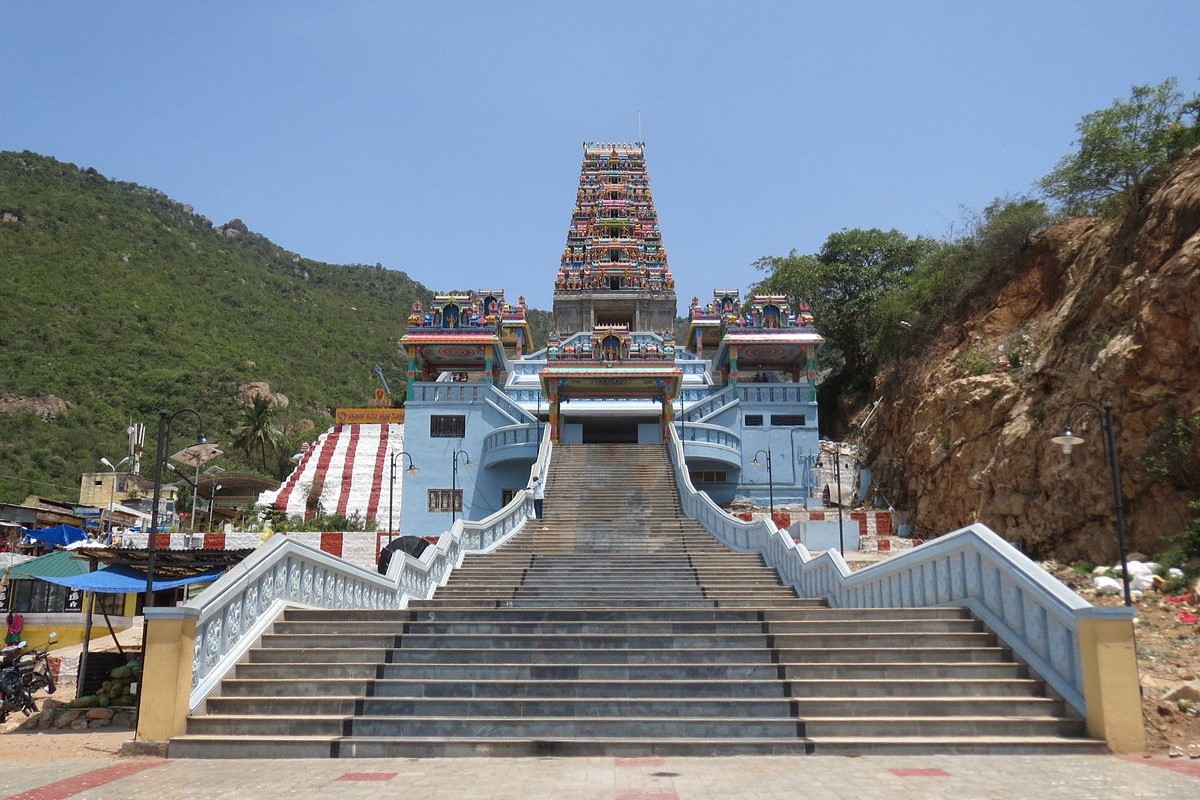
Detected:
left=0, top=753, right=1198, bottom=800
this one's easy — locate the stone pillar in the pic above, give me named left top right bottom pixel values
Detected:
left=405, top=345, right=417, bottom=401
left=483, top=348, right=494, bottom=386
left=660, top=389, right=675, bottom=442
left=548, top=381, right=560, bottom=443
left=135, top=609, right=198, bottom=741
left=729, top=345, right=739, bottom=389
left=1077, top=613, right=1146, bottom=753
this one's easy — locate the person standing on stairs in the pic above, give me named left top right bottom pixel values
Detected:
left=530, top=475, right=544, bottom=519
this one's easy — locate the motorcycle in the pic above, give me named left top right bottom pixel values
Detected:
left=0, top=632, right=57, bottom=723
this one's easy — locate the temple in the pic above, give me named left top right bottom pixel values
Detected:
left=266, top=142, right=831, bottom=543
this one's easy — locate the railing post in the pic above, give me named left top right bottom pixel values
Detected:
left=1077, top=610, right=1145, bottom=753
left=136, top=607, right=199, bottom=741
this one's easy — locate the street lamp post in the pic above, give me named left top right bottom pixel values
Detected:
left=814, top=450, right=846, bottom=556
left=387, top=451, right=420, bottom=541
left=750, top=449, right=774, bottom=516
left=99, top=456, right=130, bottom=512
left=450, top=449, right=472, bottom=524
left=1051, top=400, right=1133, bottom=607
left=206, top=484, right=223, bottom=530
left=146, top=409, right=214, bottom=605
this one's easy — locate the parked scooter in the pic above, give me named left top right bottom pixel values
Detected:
left=0, top=632, right=57, bottom=723
left=0, top=645, right=35, bottom=723
left=18, top=632, right=57, bottom=696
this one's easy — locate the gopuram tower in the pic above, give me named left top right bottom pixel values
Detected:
left=552, top=142, right=676, bottom=332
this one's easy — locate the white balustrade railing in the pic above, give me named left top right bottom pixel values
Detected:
left=664, top=427, right=1130, bottom=717
left=676, top=421, right=741, bottom=454
left=737, top=384, right=813, bottom=404
left=680, top=385, right=735, bottom=421
left=148, top=426, right=554, bottom=711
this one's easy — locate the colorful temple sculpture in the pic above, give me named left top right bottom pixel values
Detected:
left=552, top=142, right=676, bottom=333
left=268, top=142, right=831, bottom=545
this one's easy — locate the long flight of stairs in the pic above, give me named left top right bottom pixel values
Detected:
left=169, top=444, right=1106, bottom=758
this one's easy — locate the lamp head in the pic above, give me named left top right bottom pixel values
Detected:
left=750, top=457, right=760, bottom=468
left=405, top=464, right=420, bottom=476
left=1051, top=428, right=1085, bottom=455
left=100, top=456, right=114, bottom=470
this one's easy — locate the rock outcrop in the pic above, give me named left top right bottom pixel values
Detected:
left=236, top=381, right=289, bottom=409
left=862, top=148, right=1200, bottom=560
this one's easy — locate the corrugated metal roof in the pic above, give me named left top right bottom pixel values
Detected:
left=4, top=550, right=89, bottom=580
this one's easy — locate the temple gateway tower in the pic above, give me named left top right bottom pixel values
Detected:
left=552, top=142, right=676, bottom=332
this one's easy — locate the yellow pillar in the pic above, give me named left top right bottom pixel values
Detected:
left=1077, top=614, right=1145, bottom=753
left=135, top=613, right=197, bottom=741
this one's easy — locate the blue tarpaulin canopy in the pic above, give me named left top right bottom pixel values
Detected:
left=38, top=565, right=225, bottom=594
left=23, top=524, right=87, bottom=547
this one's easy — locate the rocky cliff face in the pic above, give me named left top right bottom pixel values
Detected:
left=861, top=149, right=1200, bottom=561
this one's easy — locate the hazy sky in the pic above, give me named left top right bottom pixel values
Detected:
left=4, top=1, right=1198, bottom=311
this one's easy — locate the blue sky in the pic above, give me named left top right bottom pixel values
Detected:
left=4, top=1, right=1198, bottom=311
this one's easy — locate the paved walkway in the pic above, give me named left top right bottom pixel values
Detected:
left=0, top=753, right=1198, bottom=799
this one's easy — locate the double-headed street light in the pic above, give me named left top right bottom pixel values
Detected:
left=388, top=451, right=420, bottom=541
left=99, top=455, right=130, bottom=512
left=1051, top=400, right=1133, bottom=607
left=146, top=409, right=216, bottom=605
left=451, top=449, right=473, bottom=524
left=750, top=449, right=774, bottom=516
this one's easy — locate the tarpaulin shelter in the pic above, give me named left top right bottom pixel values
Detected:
left=38, top=565, right=224, bottom=593
left=22, top=524, right=87, bottom=547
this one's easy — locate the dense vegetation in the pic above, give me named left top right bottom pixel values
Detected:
left=0, top=151, right=434, bottom=504
left=753, top=78, right=1200, bottom=433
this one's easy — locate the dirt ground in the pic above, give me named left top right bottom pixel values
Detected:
left=1045, top=561, right=1200, bottom=757
left=0, top=557, right=1197, bottom=760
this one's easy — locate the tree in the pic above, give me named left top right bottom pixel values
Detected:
left=755, top=228, right=940, bottom=390
left=1040, top=78, right=1200, bottom=216
left=231, top=396, right=284, bottom=473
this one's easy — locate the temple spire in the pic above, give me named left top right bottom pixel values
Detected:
left=552, top=142, right=676, bottom=333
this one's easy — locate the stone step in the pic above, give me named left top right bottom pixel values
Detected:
left=770, top=632, right=996, bottom=648
left=781, top=662, right=1028, bottom=680
left=799, top=715, right=1087, bottom=738
left=205, top=696, right=798, bottom=720
left=345, top=714, right=805, bottom=740
left=248, top=648, right=390, bottom=664
left=376, top=662, right=787, bottom=681
left=402, top=621, right=770, bottom=635
left=807, top=736, right=1107, bottom=756
left=791, top=696, right=1063, bottom=717
left=393, top=633, right=773, bottom=649
left=777, top=647, right=1010, bottom=664
left=387, top=647, right=777, bottom=665
left=185, top=714, right=807, bottom=740
left=400, top=607, right=771, bottom=622
left=168, top=734, right=815, bottom=759
left=788, top=678, right=1043, bottom=698
left=220, top=677, right=790, bottom=700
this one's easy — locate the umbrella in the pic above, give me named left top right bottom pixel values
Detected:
left=24, top=524, right=87, bottom=547
left=377, top=536, right=431, bottom=574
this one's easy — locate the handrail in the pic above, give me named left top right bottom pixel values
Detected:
left=663, top=426, right=1128, bottom=717
left=676, top=421, right=740, bottom=452
left=151, top=425, right=554, bottom=711
left=737, top=384, right=813, bottom=404
left=680, top=385, right=735, bottom=422
left=481, top=422, right=542, bottom=462
left=486, top=384, right=537, bottom=423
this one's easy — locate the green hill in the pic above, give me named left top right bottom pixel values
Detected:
left=0, top=151, right=550, bottom=505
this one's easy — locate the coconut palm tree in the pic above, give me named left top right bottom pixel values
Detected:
left=231, top=396, right=283, bottom=473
